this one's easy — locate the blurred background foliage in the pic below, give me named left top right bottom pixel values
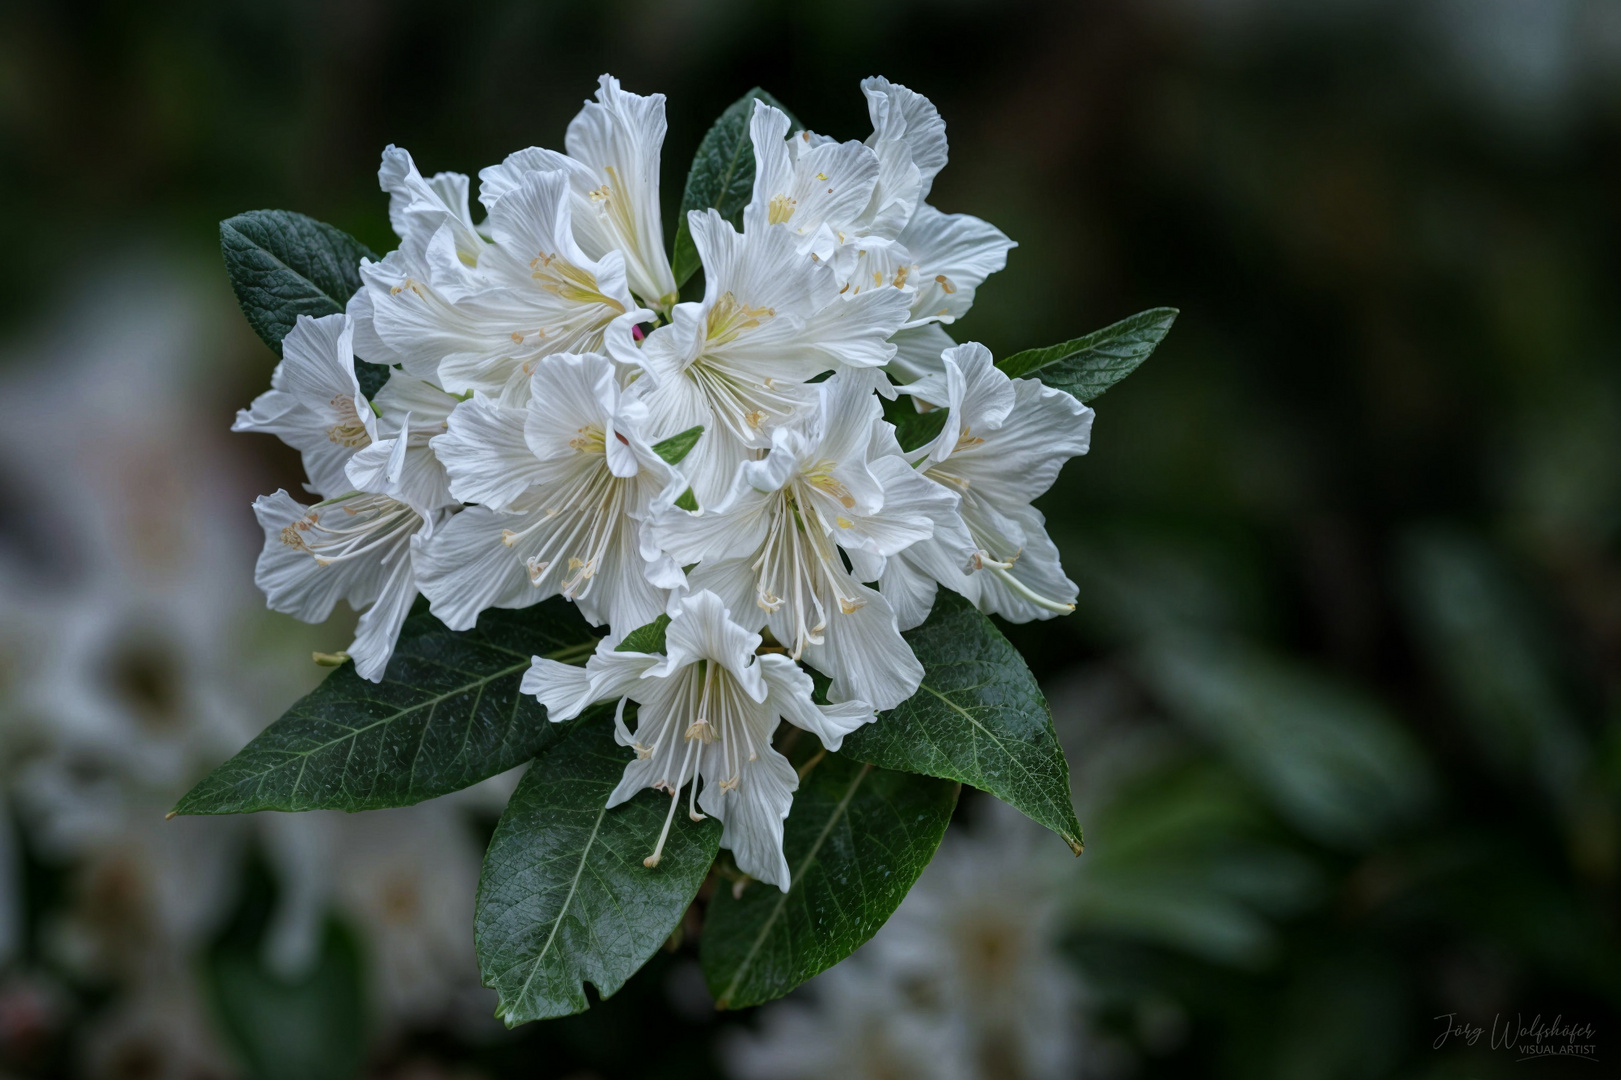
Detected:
left=3, top=0, right=1621, bottom=1077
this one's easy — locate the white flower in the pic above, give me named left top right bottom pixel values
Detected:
left=653, top=374, right=956, bottom=711
left=367, top=369, right=462, bottom=514
left=741, top=82, right=1014, bottom=397
left=635, top=210, right=910, bottom=504
left=252, top=486, right=426, bottom=684
left=866, top=801, right=1085, bottom=1079
left=357, top=159, right=649, bottom=403
left=380, top=143, right=488, bottom=267
left=348, top=145, right=487, bottom=373
left=723, top=962, right=956, bottom=1080
left=741, top=101, right=882, bottom=252
left=417, top=351, right=683, bottom=634
left=858, top=76, right=950, bottom=237
left=522, top=590, right=873, bottom=889
left=323, top=804, right=490, bottom=1031
left=237, top=313, right=438, bottom=682
left=883, top=343, right=1093, bottom=629
left=232, top=313, right=376, bottom=500
left=480, top=74, right=679, bottom=312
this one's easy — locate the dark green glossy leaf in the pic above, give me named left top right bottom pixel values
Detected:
left=476, top=720, right=721, bottom=1024
left=173, top=600, right=599, bottom=815
left=882, top=394, right=950, bottom=453
left=206, top=918, right=366, bottom=1080
left=672, top=88, right=798, bottom=288
left=616, top=613, right=671, bottom=654
left=843, top=592, right=1084, bottom=854
left=997, top=307, right=1178, bottom=401
left=220, top=210, right=376, bottom=356
left=354, top=360, right=393, bottom=400
left=651, top=424, right=704, bottom=465
left=671, top=218, right=703, bottom=295
left=701, top=753, right=957, bottom=1009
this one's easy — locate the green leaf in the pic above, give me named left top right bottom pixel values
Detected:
left=671, top=218, right=703, bottom=294
left=651, top=424, right=704, bottom=465
left=173, top=600, right=599, bottom=815
left=220, top=210, right=377, bottom=356
left=997, top=307, right=1178, bottom=401
left=842, top=592, right=1084, bottom=854
left=616, top=613, right=671, bottom=655
left=476, top=720, right=721, bottom=1024
left=206, top=918, right=366, bottom=1080
left=672, top=88, right=798, bottom=288
left=881, top=394, right=950, bottom=453
left=675, top=487, right=700, bottom=512
left=354, top=360, right=393, bottom=400
left=700, top=753, right=957, bottom=1009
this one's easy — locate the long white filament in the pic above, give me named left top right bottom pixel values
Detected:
left=286, top=493, right=417, bottom=568
left=749, top=484, right=864, bottom=659
left=642, top=657, right=765, bottom=866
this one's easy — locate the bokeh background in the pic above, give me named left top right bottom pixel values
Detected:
left=3, top=0, right=1621, bottom=1077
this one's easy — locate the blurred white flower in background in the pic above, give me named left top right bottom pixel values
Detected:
left=724, top=799, right=1088, bottom=1080
left=0, top=254, right=501, bottom=1075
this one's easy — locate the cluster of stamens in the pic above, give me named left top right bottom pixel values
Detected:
left=750, top=480, right=866, bottom=659
left=529, top=251, right=626, bottom=312
left=499, top=440, right=627, bottom=603
left=278, top=493, right=417, bottom=568
left=641, top=658, right=763, bottom=870
left=326, top=395, right=370, bottom=447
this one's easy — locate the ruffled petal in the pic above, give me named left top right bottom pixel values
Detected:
left=698, top=741, right=797, bottom=891
left=799, top=577, right=921, bottom=711
left=757, top=653, right=875, bottom=751
left=432, top=395, right=549, bottom=510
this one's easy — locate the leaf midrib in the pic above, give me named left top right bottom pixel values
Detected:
left=914, top=682, right=1081, bottom=851
left=716, top=761, right=873, bottom=1008
left=257, top=658, right=533, bottom=764
left=505, top=802, right=608, bottom=1016
left=179, top=636, right=597, bottom=811
left=226, top=219, right=348, bottom=313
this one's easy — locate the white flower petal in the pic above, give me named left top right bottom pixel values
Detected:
left=414, top=504, right=539, bottom=630
left=252, top=491, right=375, bottom=622
left=912, top=341, right=1016, bottom=466
left=947, top=376, right=1092, bottom=506
left=745, top=101, right=880, bottom=243
left=379, top=145, right=485, bottom=263
left=885, top=322, right=956, bottom=397
left=432, top=395, right=548, bottom=510
left=343, top=426, right=408, bottom=494
left=757, top=654, right=875, bottom=752
left=563, top=74, right=679, bottom=308
left=234, top=314, right=372, bottom=499
left=798, top=577, right=921, bottom=711
left=862, top=77, right=949, bottom=206
left=878, top=549, right=941, bottom=632
left=348, top=541, right=420, bottom=682
left=660, top=591, right=764, bottom=696
left=699, top=743, right=797, bottom=891
left=897, top=205, right=1015, bottom=326
left=523, top=644, right=659, bottom=721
